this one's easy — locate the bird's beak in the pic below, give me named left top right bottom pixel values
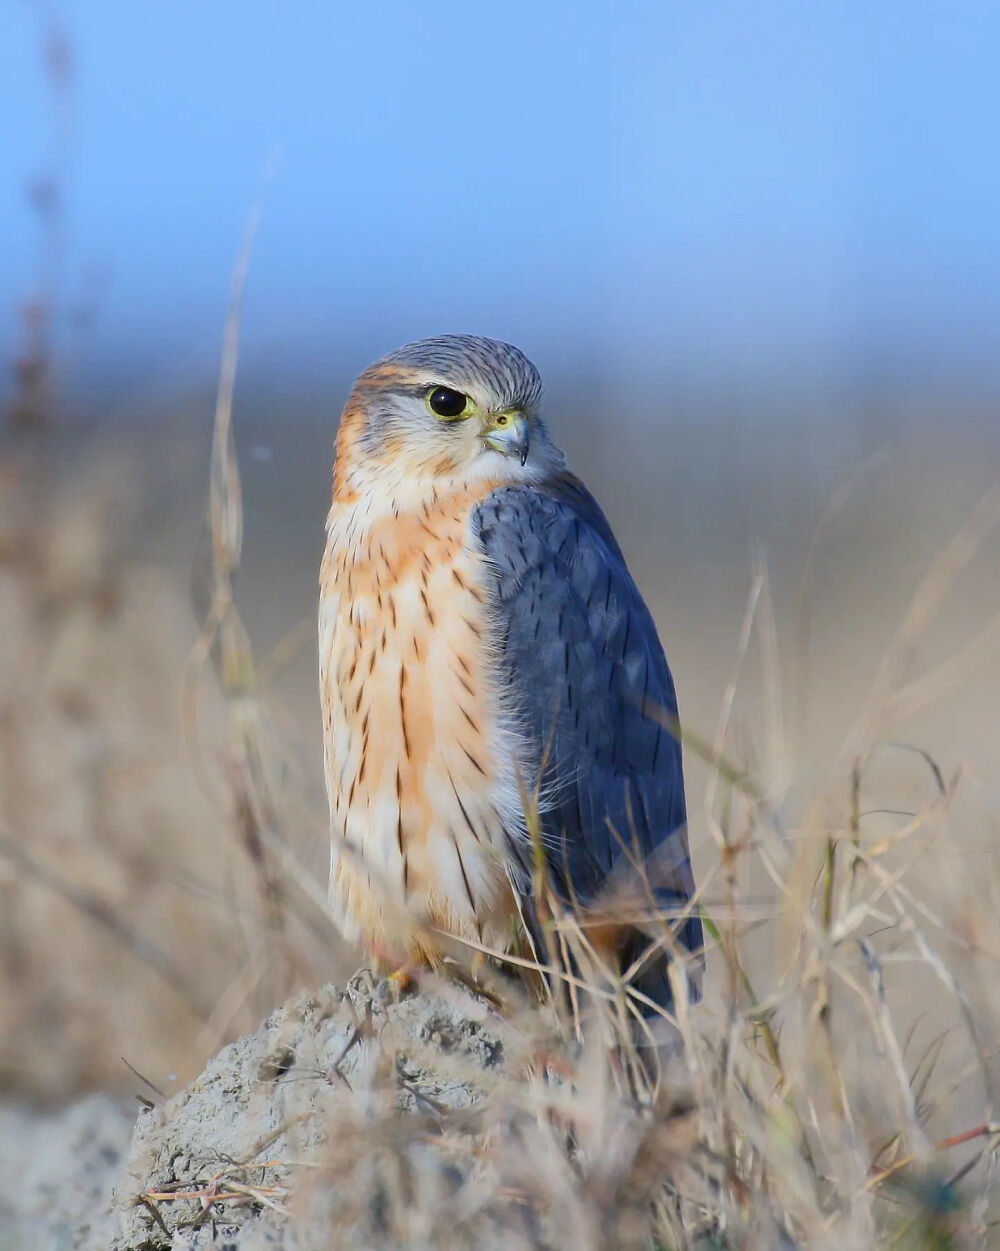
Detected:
left=482, top=411, right=530, bottom=466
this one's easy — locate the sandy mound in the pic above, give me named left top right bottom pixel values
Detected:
left=111, top=975, right=519, bottom=1250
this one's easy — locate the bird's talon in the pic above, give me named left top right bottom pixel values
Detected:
left=380, top=966, right=415, bottom=1001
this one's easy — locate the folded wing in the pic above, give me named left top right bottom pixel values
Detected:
left=473, top=475, right=701, bottom=1007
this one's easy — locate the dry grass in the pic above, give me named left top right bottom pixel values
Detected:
left=283, top=542, right=1000, bottom=1249
left=0, top=415, right=341, bottom=1098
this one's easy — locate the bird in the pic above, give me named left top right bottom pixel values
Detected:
left=319, top=335, right=700, bottom=1016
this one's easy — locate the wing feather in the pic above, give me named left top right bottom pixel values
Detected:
left=473, top=474, right=701, bottom=986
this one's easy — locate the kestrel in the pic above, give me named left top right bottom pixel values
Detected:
left=319, top=336, right=700, bottom=1012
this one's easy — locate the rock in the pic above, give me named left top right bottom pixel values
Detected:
left=110, top=974, right=516, bottom=1250
left=0, top=1092, right=135, bottom=1251
left=108, top=973, right=704, bottom=1250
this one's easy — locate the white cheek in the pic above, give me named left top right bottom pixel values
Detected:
left=439, top=418, right=481, bottom=455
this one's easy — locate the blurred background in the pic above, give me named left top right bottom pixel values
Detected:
left=2, top=0, right=999, bottom=1104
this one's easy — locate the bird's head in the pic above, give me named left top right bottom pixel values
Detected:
left=333, top=335, right=564, bottom=499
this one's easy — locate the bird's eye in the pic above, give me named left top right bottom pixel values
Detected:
left=426, top=386, right=472, bottom=420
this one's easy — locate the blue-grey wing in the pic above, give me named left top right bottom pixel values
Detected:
left=472, top=475, right=701, bottom=995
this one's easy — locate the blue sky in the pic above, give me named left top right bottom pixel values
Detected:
left=4, top=1, right=1000, bottom=404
